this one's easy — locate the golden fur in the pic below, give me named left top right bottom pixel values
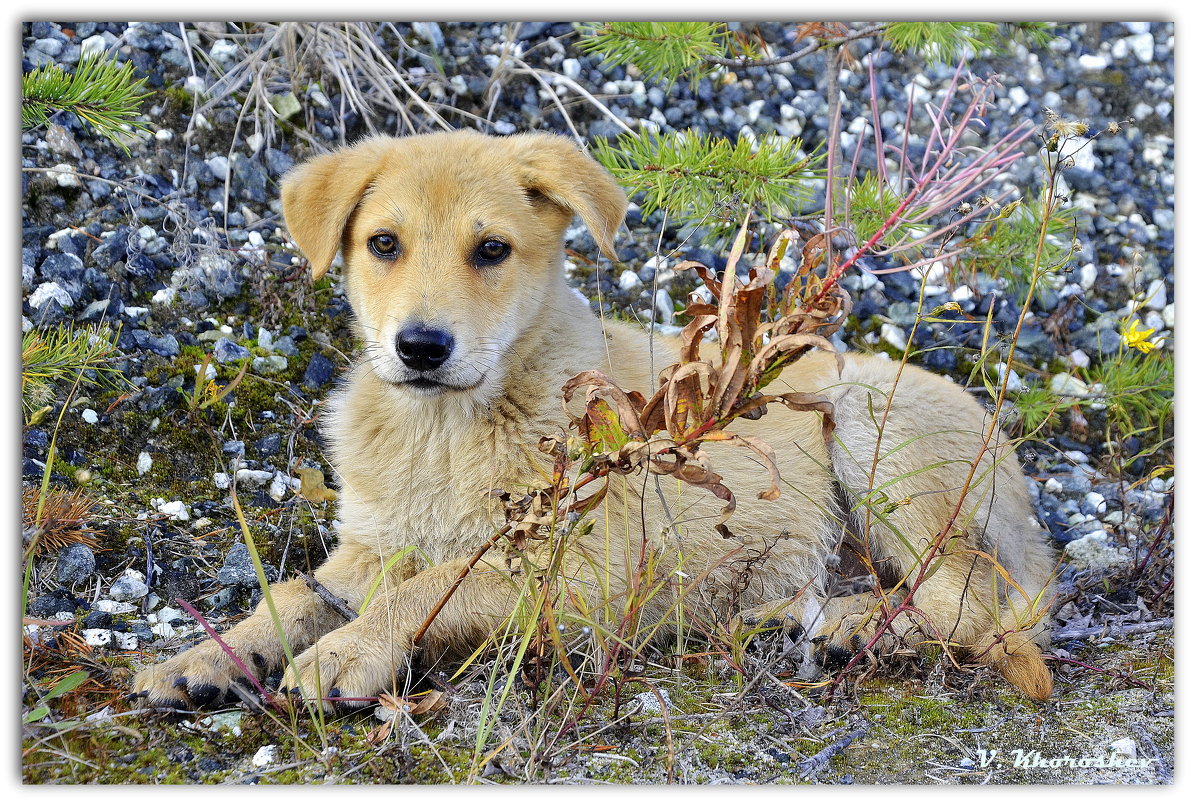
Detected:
left=134, top=130, right=1055, bottom=709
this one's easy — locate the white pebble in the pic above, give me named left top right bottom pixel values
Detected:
left=252, top=745, right=279, bottom=767
left=93, top=600, right=136, bottom=614
left=152, top=498, right=191, bottom=521
left=1126, top=33, right=1155, bottom=63
left=618, top=269, right=642, bottom=292
left=49, top=163, right=81, bottom=188
left=1110, top=737, right=1138, bottom=759
left=136, top=451, right=153, bottom=476
left=653, top=288, right=675, bottom=324
left=235, top=468, right=274, bottom=487
left=951, top=285, right=975, bottom=304
left=81, top=34, right=108, bottom=56
left=268, top=472, right=291, bottom=502
left=1142, top=278, right=1167, bottom=310
left=81, top=408, right=99, bottom=424
left=880, top=323, right=908, bottom=352
left=29, top=282, right=74, bottom=309
left=83, top=629, right=113, bottom=647
left=1084, top=491, right=1107, bottom=515
left=113, top=631, right=139, bottom=651
left=1050, top=372, right=1090, bottom=397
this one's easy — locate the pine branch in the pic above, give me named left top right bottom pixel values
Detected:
left=577, top=22, right=728, bottom=85
left=22, top=51, right=150, bottom=152
left=593, top=130, right=823, bottom=240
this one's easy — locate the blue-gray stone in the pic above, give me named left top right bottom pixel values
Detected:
left=302, top=352, right=335, bottom=389
left=110, top=573, right=149, bottom=601
left=130, top=330, right=180, bottom=358
left=32, top=38, right=64, bottom=57
left=217, top=543, right=277, bottom=588
left=40, top=252, right=85, bottom=284
left=217, top=543, right=258, bottom=587
left=29, top=593, right=76, bottom=617
left=263, top=148, right=294, bottom=178
left=255, top=433, right=281, bottom=457
left=125, top=253, right=159, bottom=279
left=56, top=543, right=96, bottom=584
left=1050, top=473, right=1092, bottom=495
left=230, top=153, right=268, bottom=203
left=273, top=335, right=300, bottom=357
left=213, top=336, right=251, bottom=363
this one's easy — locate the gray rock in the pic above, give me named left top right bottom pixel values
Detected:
left=39, top=252, right=85, bottom=284
left=303, top=352, right=335, bottom=389
left=128, top=330, right=180, bottom=358
left=213, top=336, right=251, bottom=363
left=252, top=355, right=288, bottom=375
left=411, top=21, right=445, bottom=50
left=28, top=281, right=74, bottom=310
left=256, top=433, right=281, bottom=457
left=197, top=253, right=242, bottom=298
left=1049, top=472, right=1092, bottom=495
left=32, top=37, right=64, bottom=57
left=29, top=593, right=76, bottom=617
left=110, top=574, right=149, bottom=602
left=217, top=543, right=277, bottom=588
left=56, top=543, right=96, bottom=584
left=230, top=153, right=268, bottom=203
left=217, top=543, right=258, bottom=587
left=273, top=335, right=300, bottom=357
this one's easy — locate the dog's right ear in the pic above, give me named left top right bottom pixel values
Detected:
left=281, top=140, right=389, bottom=280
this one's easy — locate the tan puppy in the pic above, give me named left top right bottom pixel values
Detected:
left=134, top=130, right=1055, bottom=709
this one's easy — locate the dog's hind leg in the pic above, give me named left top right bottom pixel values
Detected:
left=817, top=363, right=1055, bottom=700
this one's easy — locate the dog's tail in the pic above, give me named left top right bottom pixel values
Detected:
left=971, top=629, right=1053, bottom=701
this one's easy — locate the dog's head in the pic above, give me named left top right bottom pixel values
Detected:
left=281, top=130, right=626, bottom=399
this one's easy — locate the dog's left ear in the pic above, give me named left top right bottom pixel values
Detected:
left=511, top=133, right=627, bottom=262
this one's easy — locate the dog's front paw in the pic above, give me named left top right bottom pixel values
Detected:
left=133, top=640, right=262, bottom=710
left=280, top=630, right=404, bottom=713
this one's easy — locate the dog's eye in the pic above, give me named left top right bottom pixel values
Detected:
left=368, top=234, right=400, bottom=259
left=473, top=239, right=511, bottom=266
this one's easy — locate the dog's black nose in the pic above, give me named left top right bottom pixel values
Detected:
left=396, top=326, right=454, bottom=372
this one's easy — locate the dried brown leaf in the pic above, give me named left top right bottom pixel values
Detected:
left=295, top=467, right=338, bottom=503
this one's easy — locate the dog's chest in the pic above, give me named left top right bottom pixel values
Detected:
left=327, top=380, right=556, bottom=563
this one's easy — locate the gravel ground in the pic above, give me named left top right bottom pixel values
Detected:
left=20, top=21, right=1173, bottom=784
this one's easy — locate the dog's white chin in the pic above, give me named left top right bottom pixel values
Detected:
left=399, top=375, right=484, bottom=395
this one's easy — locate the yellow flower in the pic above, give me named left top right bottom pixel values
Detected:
left=1121, top=318, right=1157, bottom=353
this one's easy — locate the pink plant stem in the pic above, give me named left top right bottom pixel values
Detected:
left=177, top=598, right=280, bottom=710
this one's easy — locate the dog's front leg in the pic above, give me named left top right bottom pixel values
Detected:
left=133, top=540, right=385, bottom=709
left=280, top=556, right=518, bottom=712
